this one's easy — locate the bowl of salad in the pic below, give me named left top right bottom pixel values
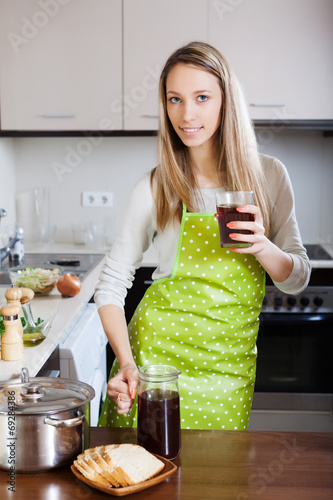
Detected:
left=9, top=265, right=64, bottom=294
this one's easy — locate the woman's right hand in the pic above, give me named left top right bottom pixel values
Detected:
left=107, top=363, right=138, bottom=415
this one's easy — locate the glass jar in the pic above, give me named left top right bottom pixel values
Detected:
left=137, top=364, right=181, bottom=460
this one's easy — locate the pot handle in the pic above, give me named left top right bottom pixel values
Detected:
left=44, top=414, right=85, bottom=428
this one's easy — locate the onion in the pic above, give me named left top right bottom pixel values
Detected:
left=56, top=273, right=81, bottom=297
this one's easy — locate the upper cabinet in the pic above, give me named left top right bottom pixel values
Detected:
left=0, top=0, right=122, bottom=131
left=208, top=0, right=333, bottom=121
left=1, top=0, right=332, bottom=131
left=123, top=0, right=208, bottom=130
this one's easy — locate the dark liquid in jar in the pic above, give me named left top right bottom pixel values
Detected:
left=217, top=204, right=254, bottom=247
left=137, top=389, right=181, bottom=460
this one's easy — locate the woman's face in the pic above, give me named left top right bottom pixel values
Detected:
left=166, top=63, right=222, bottom=151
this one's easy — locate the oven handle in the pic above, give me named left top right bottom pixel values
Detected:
left=259, top=312, right=333, bottom=324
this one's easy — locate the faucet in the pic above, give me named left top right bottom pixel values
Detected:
left=0, top=209, right=23, bottom=270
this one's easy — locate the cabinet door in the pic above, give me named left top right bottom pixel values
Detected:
left=123, top=0, right=208, bottom=130
left=208, top=0, right=333, bottom=120
left=0, top=0, right=122, bottom=131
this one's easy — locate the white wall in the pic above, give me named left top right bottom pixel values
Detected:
left=257, top=129, right=333, bottom=245
left=3, top=130, right=333, bottom=247
left=0, top=138, right=16, bottom=244
left=12, top=136, right=158, bottom=244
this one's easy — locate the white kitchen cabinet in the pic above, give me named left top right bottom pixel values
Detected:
left=123, top=0, right=208, bottom=130
left=208, top=0, right=333, bottom=121
left=0, top=0, right=122, bottom=131
left=2, top=1, right=331, bottom=132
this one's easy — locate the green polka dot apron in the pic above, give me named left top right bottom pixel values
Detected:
left=99, top=206, right=265, bottom=430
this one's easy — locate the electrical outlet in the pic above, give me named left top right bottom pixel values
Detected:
left=82, top=191, right=113, bottom=208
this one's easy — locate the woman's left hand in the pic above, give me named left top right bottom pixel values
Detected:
left=226, top=204, right=294, bottom=282
left=227, top=204, right=268, bottom=255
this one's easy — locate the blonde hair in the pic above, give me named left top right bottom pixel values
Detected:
left=151, top=41, right=271, bottom=234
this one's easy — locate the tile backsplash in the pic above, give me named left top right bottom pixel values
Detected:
left=2, top=129, right=333, bottom=247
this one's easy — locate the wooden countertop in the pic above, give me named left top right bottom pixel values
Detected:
left=1, top=427, right=332, bottom=500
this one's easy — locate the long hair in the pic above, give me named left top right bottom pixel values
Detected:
left=151, top=41, right=271, bottom=234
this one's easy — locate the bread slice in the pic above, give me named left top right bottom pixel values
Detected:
left=91, top=446, right=125, bottom=487
left=84, top=447, right=121, bottom=487
left=73, top=459, right=112, bottom=487
left=100, top=444, right=130, bottom=487
left=76, top=451, right=114, bottom=488
left=103, top=444, right=165, bottom=486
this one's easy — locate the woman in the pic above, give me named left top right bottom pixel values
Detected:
left=95, top=41, right=310, bottom=430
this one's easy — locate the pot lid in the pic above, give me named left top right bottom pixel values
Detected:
left=0, top=368, right=95, bottom=415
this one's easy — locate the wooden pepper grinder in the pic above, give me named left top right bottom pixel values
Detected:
left=0, top=304, right=23, bottom=361
left=5, top=286, right=23, bottom=337
left=20, top=287, right=35, bottom=303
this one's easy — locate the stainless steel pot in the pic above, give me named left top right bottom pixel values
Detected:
left=0, top=367, right=95, bottom=472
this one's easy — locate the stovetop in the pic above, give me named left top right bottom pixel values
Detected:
left=304, top=244, right=332, bottom=261
left=261, top=244, right=333, bottom=314
left=24, top=253, right=104, bottom=281
left=1, top=252, right=104, bottom=284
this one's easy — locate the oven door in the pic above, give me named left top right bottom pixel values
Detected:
left=255, top=312, right=333, bottom=394
left=250, top=312, right=333, bottom=431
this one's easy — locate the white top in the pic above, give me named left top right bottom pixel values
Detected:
left=95, top=154, right=311, bottom=310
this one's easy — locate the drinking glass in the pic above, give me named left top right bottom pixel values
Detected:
left=215, top=191, right=254, bottom=248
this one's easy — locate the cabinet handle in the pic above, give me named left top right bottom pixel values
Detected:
left=39, top=114, right=76, bottom=118
left=144, top=280, right=154, bottom=285
left=249, top=104, right=285, bottom=108
left=142, top=114, right=159, bottom=118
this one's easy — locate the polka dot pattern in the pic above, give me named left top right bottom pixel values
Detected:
left=98, top=212, right=264, bottom=430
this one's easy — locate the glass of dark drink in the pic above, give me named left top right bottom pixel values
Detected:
left=215, top=191, right=254, bottom=248
left=137, top=364, right=181, bottom=460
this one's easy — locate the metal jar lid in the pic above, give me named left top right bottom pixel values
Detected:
left=0, top=367, right=95, bottom=415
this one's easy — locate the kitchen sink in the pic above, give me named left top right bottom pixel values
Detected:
left=0, top=270, right=11, bottom=285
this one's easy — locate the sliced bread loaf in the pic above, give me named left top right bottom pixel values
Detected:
left=92, top=445, right=127, bottom=487
left=84, top=447, right=121, bottom=487
left=74, top=443, right=165, bottom=489
left=73, top=459, right=112, bottom=487
left=103, top=444, right=165, bottom=486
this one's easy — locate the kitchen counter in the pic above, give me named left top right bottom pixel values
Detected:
left=308, top=244, right=333, bottom=269
left=0, top=252, right=105, bottom=382
left=24, top=241, right=333, bottom=268
left=25, top=241, right=160, bottom=266
left=0, top=427, right=332, bottom=500
left=0, top=239, right=156, bottom=383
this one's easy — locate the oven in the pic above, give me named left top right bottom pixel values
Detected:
left=249, top=245, right=333, bottom=432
